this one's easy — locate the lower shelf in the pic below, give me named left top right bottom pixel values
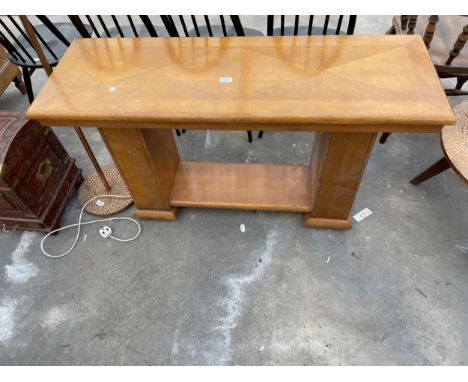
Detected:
left=170, top=161, right=312, bottom=212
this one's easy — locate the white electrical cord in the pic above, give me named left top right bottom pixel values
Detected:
left=40, top=194, right=141, bottom=258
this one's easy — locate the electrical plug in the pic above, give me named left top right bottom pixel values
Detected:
left=99, top=226, right=112, bottom=238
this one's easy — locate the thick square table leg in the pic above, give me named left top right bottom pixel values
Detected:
left=304, top=131, right=377, bottom=229
left=99, top=127, right=180, bottom=220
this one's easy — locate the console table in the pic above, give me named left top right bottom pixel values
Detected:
left=26, top=35, right=454, bottom=229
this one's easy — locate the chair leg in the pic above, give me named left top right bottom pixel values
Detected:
left=386, top=24, right=396, bottom=35
left=455, top=76, right=468, bottom=90
left=13, top=72, right=27, bottom=94
left=175, top=129, right=181, bottom=136
left=22, top=67, right=34, bottom=104
left=247, top=130, right=252, bottom=143
left=410, top=157, right=450, bottom=185
left=258, top=131, right=263, bottom=139
left=379, top=132, right=391, bottom=144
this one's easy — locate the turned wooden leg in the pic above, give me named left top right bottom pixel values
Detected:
left=401, top=16, right=409, bottom=31
left=13, top=72, right=27, bottom=94
left=379, top=132, right=391, bottom=144
left=247, top=130, right=252, bottom=142
left=258, top=131, right=264, bottom=139
left=407, top=16, right=418, bottom=35
left=99, top=127, right=180, bottom=220
left=410, top=157, right=450, bottom=185
left=446, top=25, right=468, bottom=66
left=423, top=15, right=439, bottom=48
left=304, top=131, right=376, bottom=229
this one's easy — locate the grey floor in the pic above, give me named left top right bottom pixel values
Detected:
left=0, top=16, right=467, bottom=366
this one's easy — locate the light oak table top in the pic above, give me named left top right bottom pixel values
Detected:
left=27, top=35, right=455, bottom=131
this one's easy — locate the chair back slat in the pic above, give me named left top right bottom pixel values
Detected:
left=307, top=16, right=314, bottom=35
left=347, top=16, right=357, bottom=34
left=139, top=15, right=158, bottom=37
left=230, top=16, right=245, bottom=36
left=179, top=16, right=189, bottom=37
left=127, top=16, right=138, bottom=37
left=294, top=15, right=299, bottom=35
left=68, top=15, right=92, bottom=37
left=204, top=16, right=213, bottom=37
left=323, top=15, right=330, bottom=35
left=86, top=16, right=100, bottom=37
left=220, top=16, right=228, bottom=36
left=30, top=22, right=59, bottom=60
left=111, top=15, right=124, bottom=37
left=335, top=15, right=344, bottom=35
left=191, top=16, right=201, bottom=37
left=97, top=16, right=111, bottom=37
left=267, top=15, right=274, bottom=36
left=37, top=15, right=70, bottom=46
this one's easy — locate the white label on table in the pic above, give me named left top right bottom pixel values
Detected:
left=353, top=208, right=372, bottom=222
left=96, top=200, right=105, bottom=207
left=219, top=77, right=233, bottom=83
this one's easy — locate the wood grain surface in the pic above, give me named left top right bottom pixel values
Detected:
left=171, top=161, right=312, bottom=212
left=26, top=35, right=455, bottom=131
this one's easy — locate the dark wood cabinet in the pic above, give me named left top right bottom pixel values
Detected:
left=0, top=110, right=82, bottom=232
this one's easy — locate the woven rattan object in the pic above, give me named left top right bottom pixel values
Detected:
left=78, top=167, right=133, bottom=216
left=441, top=101, right=468, bottom=184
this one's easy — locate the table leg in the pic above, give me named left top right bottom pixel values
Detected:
left=305, top=131, right=376, bottom=229
left=99, top=127, right=180, bottom=220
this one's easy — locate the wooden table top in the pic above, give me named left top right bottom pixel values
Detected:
left=26, top=35, right=455, bottom=131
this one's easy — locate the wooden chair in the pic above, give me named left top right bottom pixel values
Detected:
left=410, top=101, right=467, bottom=186
left=0, top=15, right=91, bottom=104
left=0, top=46, right=25, bottom=96
left=380, top=15, right=468, bottom=144
left=163, top=16, right=263, bottom=142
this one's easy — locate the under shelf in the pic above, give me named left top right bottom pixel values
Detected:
left=170, top=161, right=312, bottom=212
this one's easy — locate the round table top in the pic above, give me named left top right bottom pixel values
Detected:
left=442, top=101, right=468, bottom=183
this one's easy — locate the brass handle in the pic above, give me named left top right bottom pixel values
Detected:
left=36, top=158, right=54, bottom=185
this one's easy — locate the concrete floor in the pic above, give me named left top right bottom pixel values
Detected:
left=0, top=16, right=467, bottom=365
